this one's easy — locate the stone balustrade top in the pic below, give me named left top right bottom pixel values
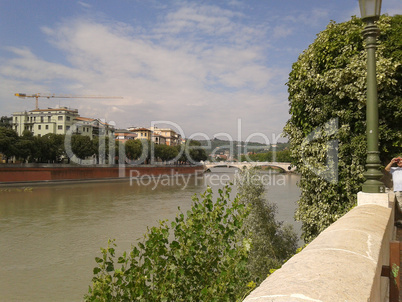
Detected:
left=244, top=193, right=394, bottom=302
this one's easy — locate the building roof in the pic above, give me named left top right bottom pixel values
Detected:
left=129, top=127, right=152, bottom=132
left=30, top=107, right=78, bottom=113
left=75, top=116, right=95, bottom=122
left=75, top=116, right=114, bottom=127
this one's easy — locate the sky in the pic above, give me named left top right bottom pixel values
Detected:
left=0, top=0, right=401, bottom=143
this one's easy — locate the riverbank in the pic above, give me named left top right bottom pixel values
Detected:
left=0, top=164, right=204, bottom=186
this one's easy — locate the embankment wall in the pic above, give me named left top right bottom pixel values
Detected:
left=0, top=165, right=203, bottom=184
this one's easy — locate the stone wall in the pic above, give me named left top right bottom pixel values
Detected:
left=0, top=165, right=203, bottom=183
left=244, top=193, right=395, bottom=302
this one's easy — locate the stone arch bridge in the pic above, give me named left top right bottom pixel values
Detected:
left=203, top=162, right=296, bottom=173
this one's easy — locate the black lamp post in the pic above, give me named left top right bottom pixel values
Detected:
left=359, top=0, right=385, bottom=193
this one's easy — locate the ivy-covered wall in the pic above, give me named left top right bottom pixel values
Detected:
left=284, top=15, right=402, bottom=242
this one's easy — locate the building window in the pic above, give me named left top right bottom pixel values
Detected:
left=38, top=134, right=41, bottom=137
left=58, top=125, right=63, bottom=130
left=45, top=125, right=49, bottom=130
left=38, top=125, right=41, bottom=130
left=66, top=116, right=70, bottom=121
left=48, top=116, right=51, bottom=122
left=41, top=116, right=44, bottom=123
left=66, top=126, right=70, bottom=131
left=58, top=116, right=63, bottom=121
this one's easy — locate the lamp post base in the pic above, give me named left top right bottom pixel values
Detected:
left=362, top=181, right=386, bottom=193
left=362, top=151, right=385, bottom=193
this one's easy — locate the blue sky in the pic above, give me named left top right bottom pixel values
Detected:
left=0, top=0, right=400, bottom=142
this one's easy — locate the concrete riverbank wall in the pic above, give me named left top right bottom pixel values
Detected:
left=0, top=165, right=204, bottom=184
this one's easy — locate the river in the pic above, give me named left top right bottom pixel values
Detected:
left=0, top=169, right=301, bottom=301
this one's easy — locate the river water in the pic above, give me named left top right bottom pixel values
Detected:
left=0, top=169, right=301, bottom=301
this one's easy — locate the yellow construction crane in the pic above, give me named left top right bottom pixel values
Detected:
left=15, top=93, right=123, bottom=110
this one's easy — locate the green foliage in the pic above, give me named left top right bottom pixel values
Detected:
left=240, top=150, right=292, bottom=163
left=236, top=168, right=298, bottom=282
left=0, top=127, right=19, bottom=161
left=179, top=140, right=208, bottom=163
left=36, top=133, right=66, bottom=163
left=15, top=130, right=36, bottom=162
left=85, top=185, right=254, bottom=301
left=283, top=15, right=402, bottom=242
left=0, top=128, right=68, bottom=163
left=71, top=134, right=95, bottom=160
left=0, top=116, right=12, bottom=128
left=155, top=143, right=179, bottom=162
left=125, top=139, right=143, bottom=160
left=187, top=140, right=208, bottom=162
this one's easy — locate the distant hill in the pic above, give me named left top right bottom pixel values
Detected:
left=197, top=138, right=289, bottom=156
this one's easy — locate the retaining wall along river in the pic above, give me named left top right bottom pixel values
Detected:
left=0, top=165, right=204, bottom=184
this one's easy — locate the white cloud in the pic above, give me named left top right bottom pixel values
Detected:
left=272, top=25, right=293, bottom=39
left=0, top=2, right=289, bottom=141
left=77, top=1, right=91, bottom=9
left=284, top=8, right=329, bottom=27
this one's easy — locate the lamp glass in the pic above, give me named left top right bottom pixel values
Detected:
left=359, top=0, right=382, bottom=20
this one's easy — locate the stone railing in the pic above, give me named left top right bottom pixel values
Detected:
left=244, top=192, right=395, bottom=302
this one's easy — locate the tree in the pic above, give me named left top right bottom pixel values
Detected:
left=283, top=15, right=402, bottom=242
left=186, top=140, right=208, bottom=163
left=15, top=130, right=35, bottom=163
left=85, top=185, right=254, bottom=301
left=176, top=140, right=208, bottom=164
left=236, top=168, right=298, bottom=282
left=125, top=139, right=142, bottom=161
left=92, top=136, right=114, bottom=164
left=154, top=143, right=178, bottom=162
left=0, top=127, right=19, bottom=162
left=71, top=135, right=95, bottom=160
left=0, top=116, right=12, bottom=128
left=36, top=134, right=66, bottom=163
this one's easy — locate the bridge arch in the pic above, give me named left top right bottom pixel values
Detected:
left=203, top=162, right=295, bottom=173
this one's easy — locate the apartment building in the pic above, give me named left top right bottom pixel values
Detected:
left=12, top=107, right=114, bottom=139
left=152, top=133, right=167, bottom=145
left=12, top=107, right=79, bottom=137
left=127, top=127, right=153, bottom=140
left=151, top=127, right=181, bottom=146
left=127, top=127, right=181, bottom=145
left=115, top=129, right=138, bottom=143
left=74, top=117, right=114, bottom=139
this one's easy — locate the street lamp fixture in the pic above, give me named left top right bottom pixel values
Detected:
left=359, top=0, right=382, bottom=21
left=358, top=0, right=385, bottom=193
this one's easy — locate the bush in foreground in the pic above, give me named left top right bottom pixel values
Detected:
left=85, top=185, right=254, bottom=301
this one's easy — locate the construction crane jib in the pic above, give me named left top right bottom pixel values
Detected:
left=15, top=93, right=123, bottom=110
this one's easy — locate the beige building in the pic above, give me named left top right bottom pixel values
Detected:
left=152, top=134, right=167, bottom=145
left=12, top=107, right=114, bottom=139
left=151, top=127, right=181, bottom=146
left=115, top=129, right=138, bottom=143
left=127, top=127, right=153, bottom=140
left=127, top=127, right=181, bottom=145
left=12, top=107, right=79, bottom=137
left=74, top=117, right=114, bottom=139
